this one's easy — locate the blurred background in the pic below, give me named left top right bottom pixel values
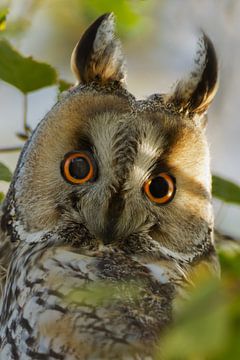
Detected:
left=0, top=0, right=239, bottom=237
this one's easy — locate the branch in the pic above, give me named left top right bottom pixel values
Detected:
left=0, top=146, right=22, bottom=153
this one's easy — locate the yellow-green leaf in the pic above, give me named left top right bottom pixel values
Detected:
left=65, top=281, right=141, bottom=307
left=212, top=175, right=240, bottom=205
left=0, top=40, right=58, bottom=93
left=0, top=162, right=12, bottom=182
left=80, top=0, right=152, bottom=37
left=0, top=8, right=8, bottom=32
left=155, top=249, right=240, bottom=360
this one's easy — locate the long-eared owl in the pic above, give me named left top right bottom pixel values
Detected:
left=0, top=13, right=219, bottom=360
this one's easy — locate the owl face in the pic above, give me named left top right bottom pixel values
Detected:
left=2, top=13, right=218, bottom=261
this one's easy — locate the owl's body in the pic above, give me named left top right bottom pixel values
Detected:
left=0, top=14, right=219, bottom=359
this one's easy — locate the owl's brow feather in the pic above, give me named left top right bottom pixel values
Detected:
left=111, top=120, right=139, bottom=183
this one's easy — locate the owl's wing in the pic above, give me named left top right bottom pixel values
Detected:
left=0, top=206, right=16, bottom=298
left=0, top=240, right=174, bottom=359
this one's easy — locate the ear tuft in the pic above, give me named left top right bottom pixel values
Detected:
left=71, top=13, right=126, bottom=86
left=166, top=33, right=219, bottom=116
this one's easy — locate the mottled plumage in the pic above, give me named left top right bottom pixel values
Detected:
left=0, top=13, right=219, bottom=359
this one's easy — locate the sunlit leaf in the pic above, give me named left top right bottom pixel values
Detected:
left=212, top=175, right=240, bottom=205
left=1, top=0, right=42, bottom=36
left=0, top=8, right=8, bottom=32
left=0, top=162, right=12, bottom=182
left=3, top=19, right=31, bottom=37
left=0, top=40, right=58, bottom=93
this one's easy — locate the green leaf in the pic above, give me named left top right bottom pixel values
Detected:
left=0, top=191, right=4, bottom=203
left=58, top=79, right=73, bottom=93
left=0, top=162, right=12, bottom=182
left=219, top=251, right=240, bottom=277
left=212, top=175, right=240, bottom=205
left=154, top=248, right=240, bottom=360
left=65, top=281, right=141, bottom=307
left=0, top=40, right=58, bottom=93
left=80, top=0, right=153, bottom=38
left=0, top=8, right=8, bottom=32
left=157, top=279, right=228, bottom=360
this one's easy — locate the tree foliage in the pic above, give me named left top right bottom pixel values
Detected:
left=0, top=161, right=12, bottom=182
left=212, top=175, right=240, bottom=205
left=0, top=8, right=8, bottom=32
left=0, top=40, right=57, bottom=93
left=156, top=250, right=240, bottom=360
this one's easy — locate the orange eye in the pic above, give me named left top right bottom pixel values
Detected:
left=143, top=173, right=176, bottom=204
left=61, top=151, right=96, bottom=185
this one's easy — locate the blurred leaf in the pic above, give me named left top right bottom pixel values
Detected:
left=155, top=250, right=240, bottom=360
left=58, top=79, right=73, bottom=93
left=0, top=40, right=58, bottom=93
left=3, top=19, right=31, bottom=37
left=157, top=279, right=228, bottom=360
left=0, top=162, right=12, bottom=182
left=65, top=281, right=141, bottom=307
left=80, top=0, right=153, bottom=37
left=212, top=175, right=240, bottom=205
left=219, top=250, right=240, bottom=277
left=16, top=132, right=30, bottom=141
left=2, top=0, right=43, bottom=38
left=0, top=8, right=8, bottom=32
left=0, top=192, right=4, bottom=203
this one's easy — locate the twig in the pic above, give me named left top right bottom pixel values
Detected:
left=0, top=146, right=23, bottom=153
left=23, top=94, right=29, bottom=135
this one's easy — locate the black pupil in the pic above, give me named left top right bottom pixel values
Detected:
left=69, top=157, right=90, bottom=179
left=149, top=176, right=170, bottom=198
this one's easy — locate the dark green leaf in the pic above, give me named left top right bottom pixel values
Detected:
left=58, top=79, right=73, bottom=93
left=0, top=191, right=4, bottom=203
left=212, top=175, right=240, bottom=205
left=16, top=132, right=29, bottom=141
left=0, top=40, right=58, bottom=93
left=0, top=162, right=12, bottom=182
left=0, top=8, right=8, bottom=32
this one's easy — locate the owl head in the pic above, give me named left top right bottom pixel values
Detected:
left=1, top=13, right=218, bottom=263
